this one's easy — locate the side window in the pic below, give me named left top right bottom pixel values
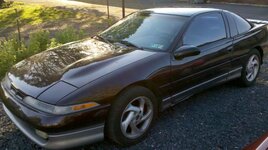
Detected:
left=230, top=12, right=251, bottom=34
left=225, top=11, right=238, bottom=37
left=183, top=13, right=227, bottom=47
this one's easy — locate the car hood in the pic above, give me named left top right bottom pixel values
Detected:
left=8, top=38, right=156, bottom=98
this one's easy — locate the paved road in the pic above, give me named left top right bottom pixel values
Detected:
left=77, top=0, right=268, bottom=20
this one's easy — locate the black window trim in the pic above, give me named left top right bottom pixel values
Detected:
left=221, top=10, right=231, bottom=38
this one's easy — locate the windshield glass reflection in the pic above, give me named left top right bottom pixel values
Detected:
left=100, top=11, right=188, bottom=51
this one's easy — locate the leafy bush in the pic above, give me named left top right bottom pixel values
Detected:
left=48, top=38, right=61, bottom=48
left=0, top=50, right=16, bottom=77
left=0, top=34, right=25, bottom=77
left=28, top=30, right=50, bottom=53
left=0, top=27, right=85, bottom=78
left=0, top=1, right=13, bottom=9
left=0, top=34, right=20, bottom=52
left=55, top=27, right=85, bottom=44
left=0, top=31, right=51, bottom=78
left=0, top=51, right=16, bottom=77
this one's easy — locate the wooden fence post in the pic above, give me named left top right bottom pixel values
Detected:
left=14, top=9, right=21, bottom=50
left=106, top=0, right=110, bottom=19
left=122, top=0, right=125, bottom=18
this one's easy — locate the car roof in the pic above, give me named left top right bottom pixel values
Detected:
left=144, top=8, right=222, bottom=17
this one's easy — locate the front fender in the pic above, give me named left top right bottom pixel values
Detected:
left=56, top=52, right=171, bottom=106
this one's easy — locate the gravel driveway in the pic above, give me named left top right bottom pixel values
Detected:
left=0, top=53, right=268, bottom=149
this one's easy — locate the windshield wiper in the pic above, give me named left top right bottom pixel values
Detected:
left=119, top=40, right=144, bottom=50
left=94, top=35, right=112, bottom=44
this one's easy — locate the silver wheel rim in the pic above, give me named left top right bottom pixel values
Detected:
left=120, top=96, right=153, bottom=139
left=246, top=54, right=260, bottom=82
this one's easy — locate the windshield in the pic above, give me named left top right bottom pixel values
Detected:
left=99, top=12, right=188, bottom=51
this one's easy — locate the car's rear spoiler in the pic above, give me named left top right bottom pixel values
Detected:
left=247, top=19, right=268, bottom=24
left=247, top=19, right=268, bottom=54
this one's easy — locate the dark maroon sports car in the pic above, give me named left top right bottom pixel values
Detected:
left=1, top=8, right=268, bottom=149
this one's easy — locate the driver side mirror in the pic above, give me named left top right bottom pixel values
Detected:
left=174, top=45, right=201, bottom=60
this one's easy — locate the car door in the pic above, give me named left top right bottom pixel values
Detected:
left=167, top=12, right=233, bottom=103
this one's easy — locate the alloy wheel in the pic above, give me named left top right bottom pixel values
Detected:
left=246, top=54, right=260, bottom=82
left=120, top=96, right=153, bottom=139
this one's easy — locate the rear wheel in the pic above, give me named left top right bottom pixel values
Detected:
left=106, top=86, right=158, bottom=146
left=239, top=49, right=261, bottom=87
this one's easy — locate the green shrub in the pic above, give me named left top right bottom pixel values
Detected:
left=0, top=50, right=16, bottom=77
left=48, top=38, right=61, bottom=48
left=55, top=27, right=84, bottom=44
left=0, top=1, right=14, bottom=9
left=0, top=34, right=25, bottom=77
left=0, top=30, right=51, bottom=78
left=0, top=27, right=85, bottom=78
left=0, top=34, right=20, bottom=52
left=28, top=30, right=50, bottom=53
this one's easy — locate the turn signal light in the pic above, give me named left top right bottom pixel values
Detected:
left=72, top=102, right=99, bottom=111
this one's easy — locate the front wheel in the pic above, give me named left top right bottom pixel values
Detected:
left=239, top=50, right=261, bottom=87
left=106, top=86, right=158, bottom=146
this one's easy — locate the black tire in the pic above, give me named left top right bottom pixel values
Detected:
left=238, top=49, right=261, bottom=87
left=105, top=86, right=158, bottom=146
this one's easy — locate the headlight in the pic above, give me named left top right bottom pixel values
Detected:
left=23, top=96, right=99, bottom=115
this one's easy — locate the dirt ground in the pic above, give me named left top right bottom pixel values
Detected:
left=1, top=0, right=136, bottom=40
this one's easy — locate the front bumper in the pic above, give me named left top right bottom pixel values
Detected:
left=0, top=77, right=109, bottom=149
left=3, top=103, right=104, bottom=149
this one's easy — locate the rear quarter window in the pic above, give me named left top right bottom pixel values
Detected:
left=225, top=11, right=239, bottom=37
left=228, top=12, right=252, bottom=34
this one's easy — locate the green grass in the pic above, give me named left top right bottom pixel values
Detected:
left=0, top=2, right=83, bottom=28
